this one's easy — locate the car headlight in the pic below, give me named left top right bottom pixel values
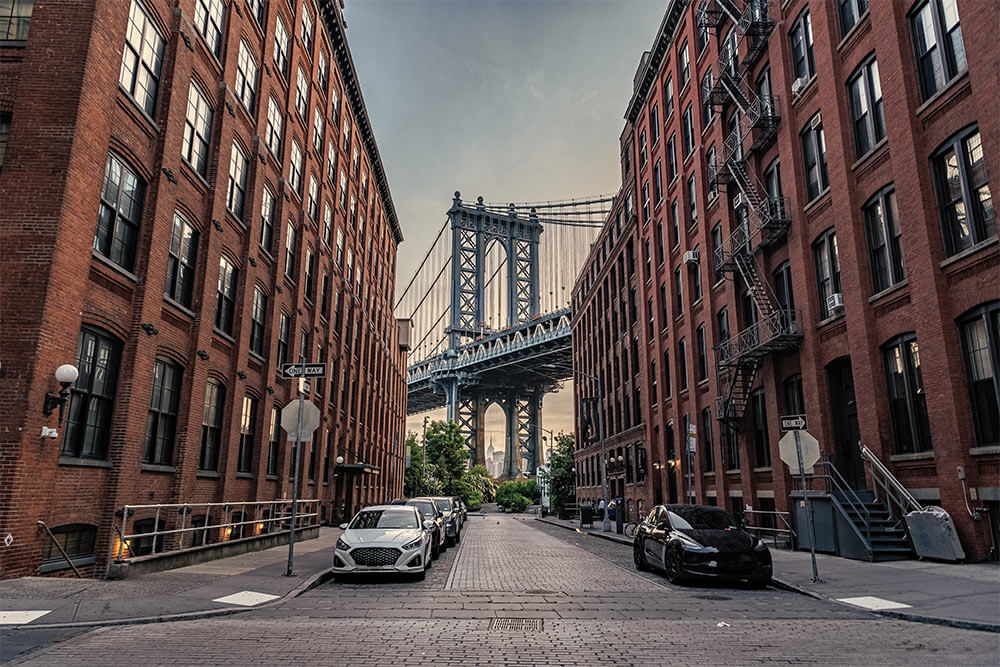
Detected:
left=402, top=537, right=423, bottom=551
left=336, top=538, right=351, bottom=551
left=679, top=537, right=718, bottom=553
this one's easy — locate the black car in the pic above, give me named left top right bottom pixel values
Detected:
left=632, top=504, right=772, bottom=587
left=405, top=499, right=447, bottom=558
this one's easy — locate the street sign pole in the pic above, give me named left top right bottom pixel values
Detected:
left=285, top=357, right=306, bottom=577
left=796, top=429, right=821, bottom=583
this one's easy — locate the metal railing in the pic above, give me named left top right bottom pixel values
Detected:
left=810, top=460, right=871, bottom=552
left=860, top=444, right=923, bottom=520
left=743, top=510, right=796, bottom=549
left=113, top=499, right=319, bottom=561
left=715, top=309, right=800, bottom=368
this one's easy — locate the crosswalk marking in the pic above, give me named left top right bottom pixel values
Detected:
left=836, top=596, right=912, bottom=611
left=212, top=590, right=280, bottom=607
left=0, top=610, right=52, bottom=625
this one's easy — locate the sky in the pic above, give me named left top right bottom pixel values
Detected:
left=342, top=0, right=665, bottom=447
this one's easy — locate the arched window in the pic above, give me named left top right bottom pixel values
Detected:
left=63, top=326, right=123, bottom=460
left=958, top=302, right=1000, bottom=446
left=882, top=334, right=932, bottom=453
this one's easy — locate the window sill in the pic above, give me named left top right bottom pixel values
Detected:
left=58, top=456, right=113, bottom=469
left=712, top=278, right=725, bottom=291
left=816, top=312, right=845, bottom=329
left=180, top=160, right=211, bottom=192
left=939, top=236, right=998, bottom=270
left=0, top=39, right=27, bottom=48
left=868, top=280, right=909, bottom=304
left=141, top=463, right=177, bottom=474
left=703, top=471, right=715, bottom=477
left=213, top=329, right=236, bottom=346
left=116, top=89, right=161, bottom=134
left=40, top=555, right=95, bottom=574
left=196, top=470, right=221, bottom=479
left=915, top=70, right=970, bottom=118
left=91, top=251, right=139, bottom=285
left=850, top=138, right=889, bottom=173
left=163, top=296, right=196, bottom=320
left=970, top=446, right=1000, bottom=456
left=236, top=472, right=254, bottom=479
left=802, top=188, right=831, bottom=215
left=249, top=350, right=267, bottom=365
left=835, top=11, right=871, bottom=55
left=752, top=466, right=772, bottom=473
left=889, top=451, right=934, bottom=463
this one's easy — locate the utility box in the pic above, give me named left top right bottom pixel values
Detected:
left=904, top=507, right=965, bottom=562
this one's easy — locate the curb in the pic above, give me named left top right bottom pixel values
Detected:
left=5, top=566, right=334, bottom=631
left=535, top=516, right=632, bottom=546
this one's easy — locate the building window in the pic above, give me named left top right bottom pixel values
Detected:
left=678, top=337, right=688, bottom=391
left=42, top=524, right=96, bottom=569
left=227, top=143, right=248, bottom=219
left=705, top=144, right=717, bottom=200
left=682, top=104, right=694, bottom=156
left=789, top=8, right=815, bottom=83
left=295, top=66, right=309, bottom=119
left=687, top=175, right=697, bottom=226
left=813, top=228, right=841, bottom=319
left=0, top=0, right=32, bottom=40
left=910, top=0, right=966, bottom=101
left=773, top=261, right=795, bottom=314
left=234, top=40, right=258, bottom=112
left=323, top=203, right=333, bottom=247
left=215, top=256, right=237, bottom=334
left=883, top=334, right=932, bottom=454
left=182, top=82, right=212, bottom=176
left=691, top=249, right=702, bottom=302
left=304, top=247, right=315, bottom=302
left=711, top=224, right=723, bottom=283
left=848, top=57, right=885, bottom=158
left=247, top=0, right=264, bottom=25
left=641, top=182, right=650, bottom=223
left=336, top=228, right=344, bottom=265
left=840, top=0, right=869, bottom=35
left=671, top=199, right=680, bottom=247
left=312, top=107, right=324, bottom=153
left=63, top=327, right=122, bottom=460
left=144, top=358, right=181, bottom=465
left=260, top=187, right=276, bottom=253
left=301, top=1, right=314, bottom=53
left=308, top=175, right=319, bottom=220
left=664, top=74, right=674, bottom=118
left=653, top=160, right=663, bottom=203
left=662, top=349, right=671, bottom=399
left=701, top=407, right=714, bottom=473
left=750, top=389, right=770, bottom=467
left=265, top=96, right=282, bottom=157
left=285, top=221, right=297, bottom=279
left=274, top=17, right=290, bottom=76
left=164, top=211, right=198, bottom=308
left=289, top=140, right=303, bottom=194
left=933, top=127, right=994, bottom=256
left=674, top=266, right=683, bottom=317
left=649, top=103, right=659, bottom=145
left=801, top=114, right=828, bottom=201
left=199, top=379, right=226, bottom=471
left=784, top=374, right=804, bottom=415
left=863, top=186, right=905, bottom=293
left=678, top=40, right=690, bottom=89
left=0, top=111, right=10, bottom=168
left=639, top=128, right=647, bottom=166
left=338, top=169, right=348, bottom=208
left=237, top=395, right=257, bottom=474
left=194, top=0, right=224, bottom=55
left=666, top=134, right=677, bottom=183
left=95, top=153, right=144, bottom=272
left=696, top=324, right=708, bottom=381
left=277, top=312, right=290, bottom=364
left=716, top=306, right=730, bottom=346
left=764, top=158, right=782, bottom=200
left=318, top=49, right=329, bottom=92
left=267, top=406, right=280, bottom=476
left=958, top=303, right=999, bottom=447
left=250, top=288, right=267, bottom=356
left=119, top=0, right=165, bottom=116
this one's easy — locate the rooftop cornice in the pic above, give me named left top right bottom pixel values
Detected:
left=624, top=0, right=689, bottom=124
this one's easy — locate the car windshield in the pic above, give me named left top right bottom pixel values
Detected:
left=433, top=499, right=452, bottom=513
left=667, top=507, right=737, bottom=531
left=407, top=501, right=436, bottom=518
left=349, top=509, right=419, bottom=530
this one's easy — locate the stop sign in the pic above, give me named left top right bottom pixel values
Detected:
left=280, top=398, right=321, bottom=442
left=779, top=430, right=820, bottom=475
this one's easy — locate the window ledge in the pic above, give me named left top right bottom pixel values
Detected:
left=266, top=474, right=279, bottom=480
left=163, top=297, right=196, bottom=320
left=915, top=71, right=970, bottom=118
left=816, top=312, right=845, bottom=329
left=868, top=280, right=909, bottom=304
left=703, top=471, right=715, bottom=477
left=0, top=40, right=27, bottom=48
left=196, top=470, right=221, bottom=479
left=835, top=11, right=872, bottom=55
left=40, top=555, right=95, bottom=574
left=236, top=472, right=254, bottom=479
left=970, top=446, right=1000, bottom=456
left=91, top=251, right=139, bottom=284
left=802, top=188, right=831, bottom=215
left=249, top=350, right=267, bottom=365
left=213, top=329, right=236, bottom=346
left=753, top=466, right=773, bottom=472
left=116, top=89, right=161, bottom=134
left=180, top=160, right=211, bottom=192
left=141, top=463, right=177, bottom=474
left=939, top=236, right=998, bottom=270
left=58, top=456, right=113, bottom=469
left=889, top=451, right=935, bottom=462
left=850, top=138, right=889, bottom=173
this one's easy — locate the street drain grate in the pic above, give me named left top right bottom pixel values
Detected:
left=490, top=618, right=543, bottom=632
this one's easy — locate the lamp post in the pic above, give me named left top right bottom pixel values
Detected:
left=42, top=364, right=79, bottom=430
left=542, top=364, right=610, bottom=532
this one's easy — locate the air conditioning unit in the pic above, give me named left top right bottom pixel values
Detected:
left=684, top=249, right=700, bottom=265
left=826, top=292, right=845, bottom=313
left=791, top=76, right=808, bottom=96
left=733, top=193, right=746, bottom=209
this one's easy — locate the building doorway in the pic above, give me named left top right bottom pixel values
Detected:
left=826, top=357, right=865, bottom=488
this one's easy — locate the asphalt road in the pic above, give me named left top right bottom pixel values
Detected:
left=7, top=515, right=999, bottom=665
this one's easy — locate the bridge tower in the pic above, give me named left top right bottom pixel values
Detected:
left=442, top=193, right=544, bottom=476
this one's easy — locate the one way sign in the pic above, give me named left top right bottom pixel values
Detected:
left=780, top=414, right=808, bottom=431
left=281, top=363, right=327, bottom=379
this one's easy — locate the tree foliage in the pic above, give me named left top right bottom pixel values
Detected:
left=403, top=421, right=497, bottom=508
left=545, top=433, right=576, bottom=515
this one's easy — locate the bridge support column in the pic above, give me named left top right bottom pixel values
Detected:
left=456, top=391, right=486, bottom=467
left=500, top=389, right=544, bottom=479
left=443, top=378, right=459, bottom=423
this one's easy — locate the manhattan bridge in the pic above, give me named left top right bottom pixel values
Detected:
left=396, top=192, right=612, bottom=478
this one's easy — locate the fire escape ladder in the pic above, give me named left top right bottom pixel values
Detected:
left=715, top=356, right=761, bottom=425
left=734, top=252, right=778, bottom=324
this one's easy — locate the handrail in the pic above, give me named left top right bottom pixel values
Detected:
left=813, top=461, right=871, bottom=548
left=860, top=444, right=923, bottom=519
left=37, top=520, right=83, bottom=578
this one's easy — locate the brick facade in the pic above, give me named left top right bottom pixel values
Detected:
left=573, top=0, right=998, bottom=560
left=0, top=0, right=408, bottom=578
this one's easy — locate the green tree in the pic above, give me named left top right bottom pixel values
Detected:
left=424, top=420, right=469, bottom=496
left=465, top=465, right=497, bottom=504
left=403, top=432, right=440, bottom=497
left=495, top=481, right=530, bottom=513
left=543, top=433, right=576, bottom=516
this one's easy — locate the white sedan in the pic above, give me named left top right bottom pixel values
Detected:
left=334, top=505, right=433, bottom=580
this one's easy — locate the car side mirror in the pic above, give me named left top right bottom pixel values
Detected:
left=339, top=523, right=348, bottom=530
left=423, top=520, right=435, bottom=530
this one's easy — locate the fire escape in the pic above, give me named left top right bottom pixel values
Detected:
left=699, top=0, right=800, bottom=432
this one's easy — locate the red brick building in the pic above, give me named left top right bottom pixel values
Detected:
left=0, top=0, right=408, bottom=578
left=573, top=0, right=998, bottom=560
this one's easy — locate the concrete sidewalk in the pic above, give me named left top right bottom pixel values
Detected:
left=0, top=527, right=339, bottom=630
left=536, top=514, right=1000, bottom=632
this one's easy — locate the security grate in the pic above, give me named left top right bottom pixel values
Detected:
left=489, top=618, right=543, bottom=632
left=350, top=547, right=400, bottom=567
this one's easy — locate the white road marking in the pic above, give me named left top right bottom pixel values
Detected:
left=0, top=610, right=52, bottom=625
left=212, top=591, right=280, bottom=607
left=836, top=596, right=912, bottom=611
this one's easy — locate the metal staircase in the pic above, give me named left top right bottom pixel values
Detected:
left=700, top=0, right=799, bottom=427
left=834, top=488, right=913, bottom=561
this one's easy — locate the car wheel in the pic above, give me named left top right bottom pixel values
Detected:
left=633, top=539, right=648, bottom=571
left=665, top=549, right=686, bottom=585
left=454, top=529, right=461, bottom=545
left=432, top=539, right=440, bottom=559
left=446, top=535, right=455, bottom=547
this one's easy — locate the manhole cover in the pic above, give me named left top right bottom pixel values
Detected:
left=692, top=594, right=732, bottom=601
left=490, top=618, right=543, bottom=632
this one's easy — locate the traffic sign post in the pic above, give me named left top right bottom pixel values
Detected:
left=281, top=363, right=327, bottom=379
left=280, top=358, right=322, bottom=577
left=779, top=423, right=822, bottom=584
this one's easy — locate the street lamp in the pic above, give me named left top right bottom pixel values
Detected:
left=43, top=364, right=79, bottom=428
left=542, top=363, right=611, bottom=533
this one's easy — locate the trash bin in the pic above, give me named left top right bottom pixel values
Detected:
left=904, top=506, right=965, bottom=561
left=580, top=503, right=594, bottom=528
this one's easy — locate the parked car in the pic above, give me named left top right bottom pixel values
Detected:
left=405, top=498, right=446, bottom=559
left=334, top=505, right=434, bottom=580
left=452, top=497, right=467, bottom=529
left=632, top=504, right=772, bottom=587
left=425, top=497, right=460, bottom=546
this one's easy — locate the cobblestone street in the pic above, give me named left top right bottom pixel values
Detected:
left=10, top=516, right=998, bottom=665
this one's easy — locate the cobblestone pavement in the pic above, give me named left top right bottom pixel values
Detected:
left=11, top=515, right=999, bottom=665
